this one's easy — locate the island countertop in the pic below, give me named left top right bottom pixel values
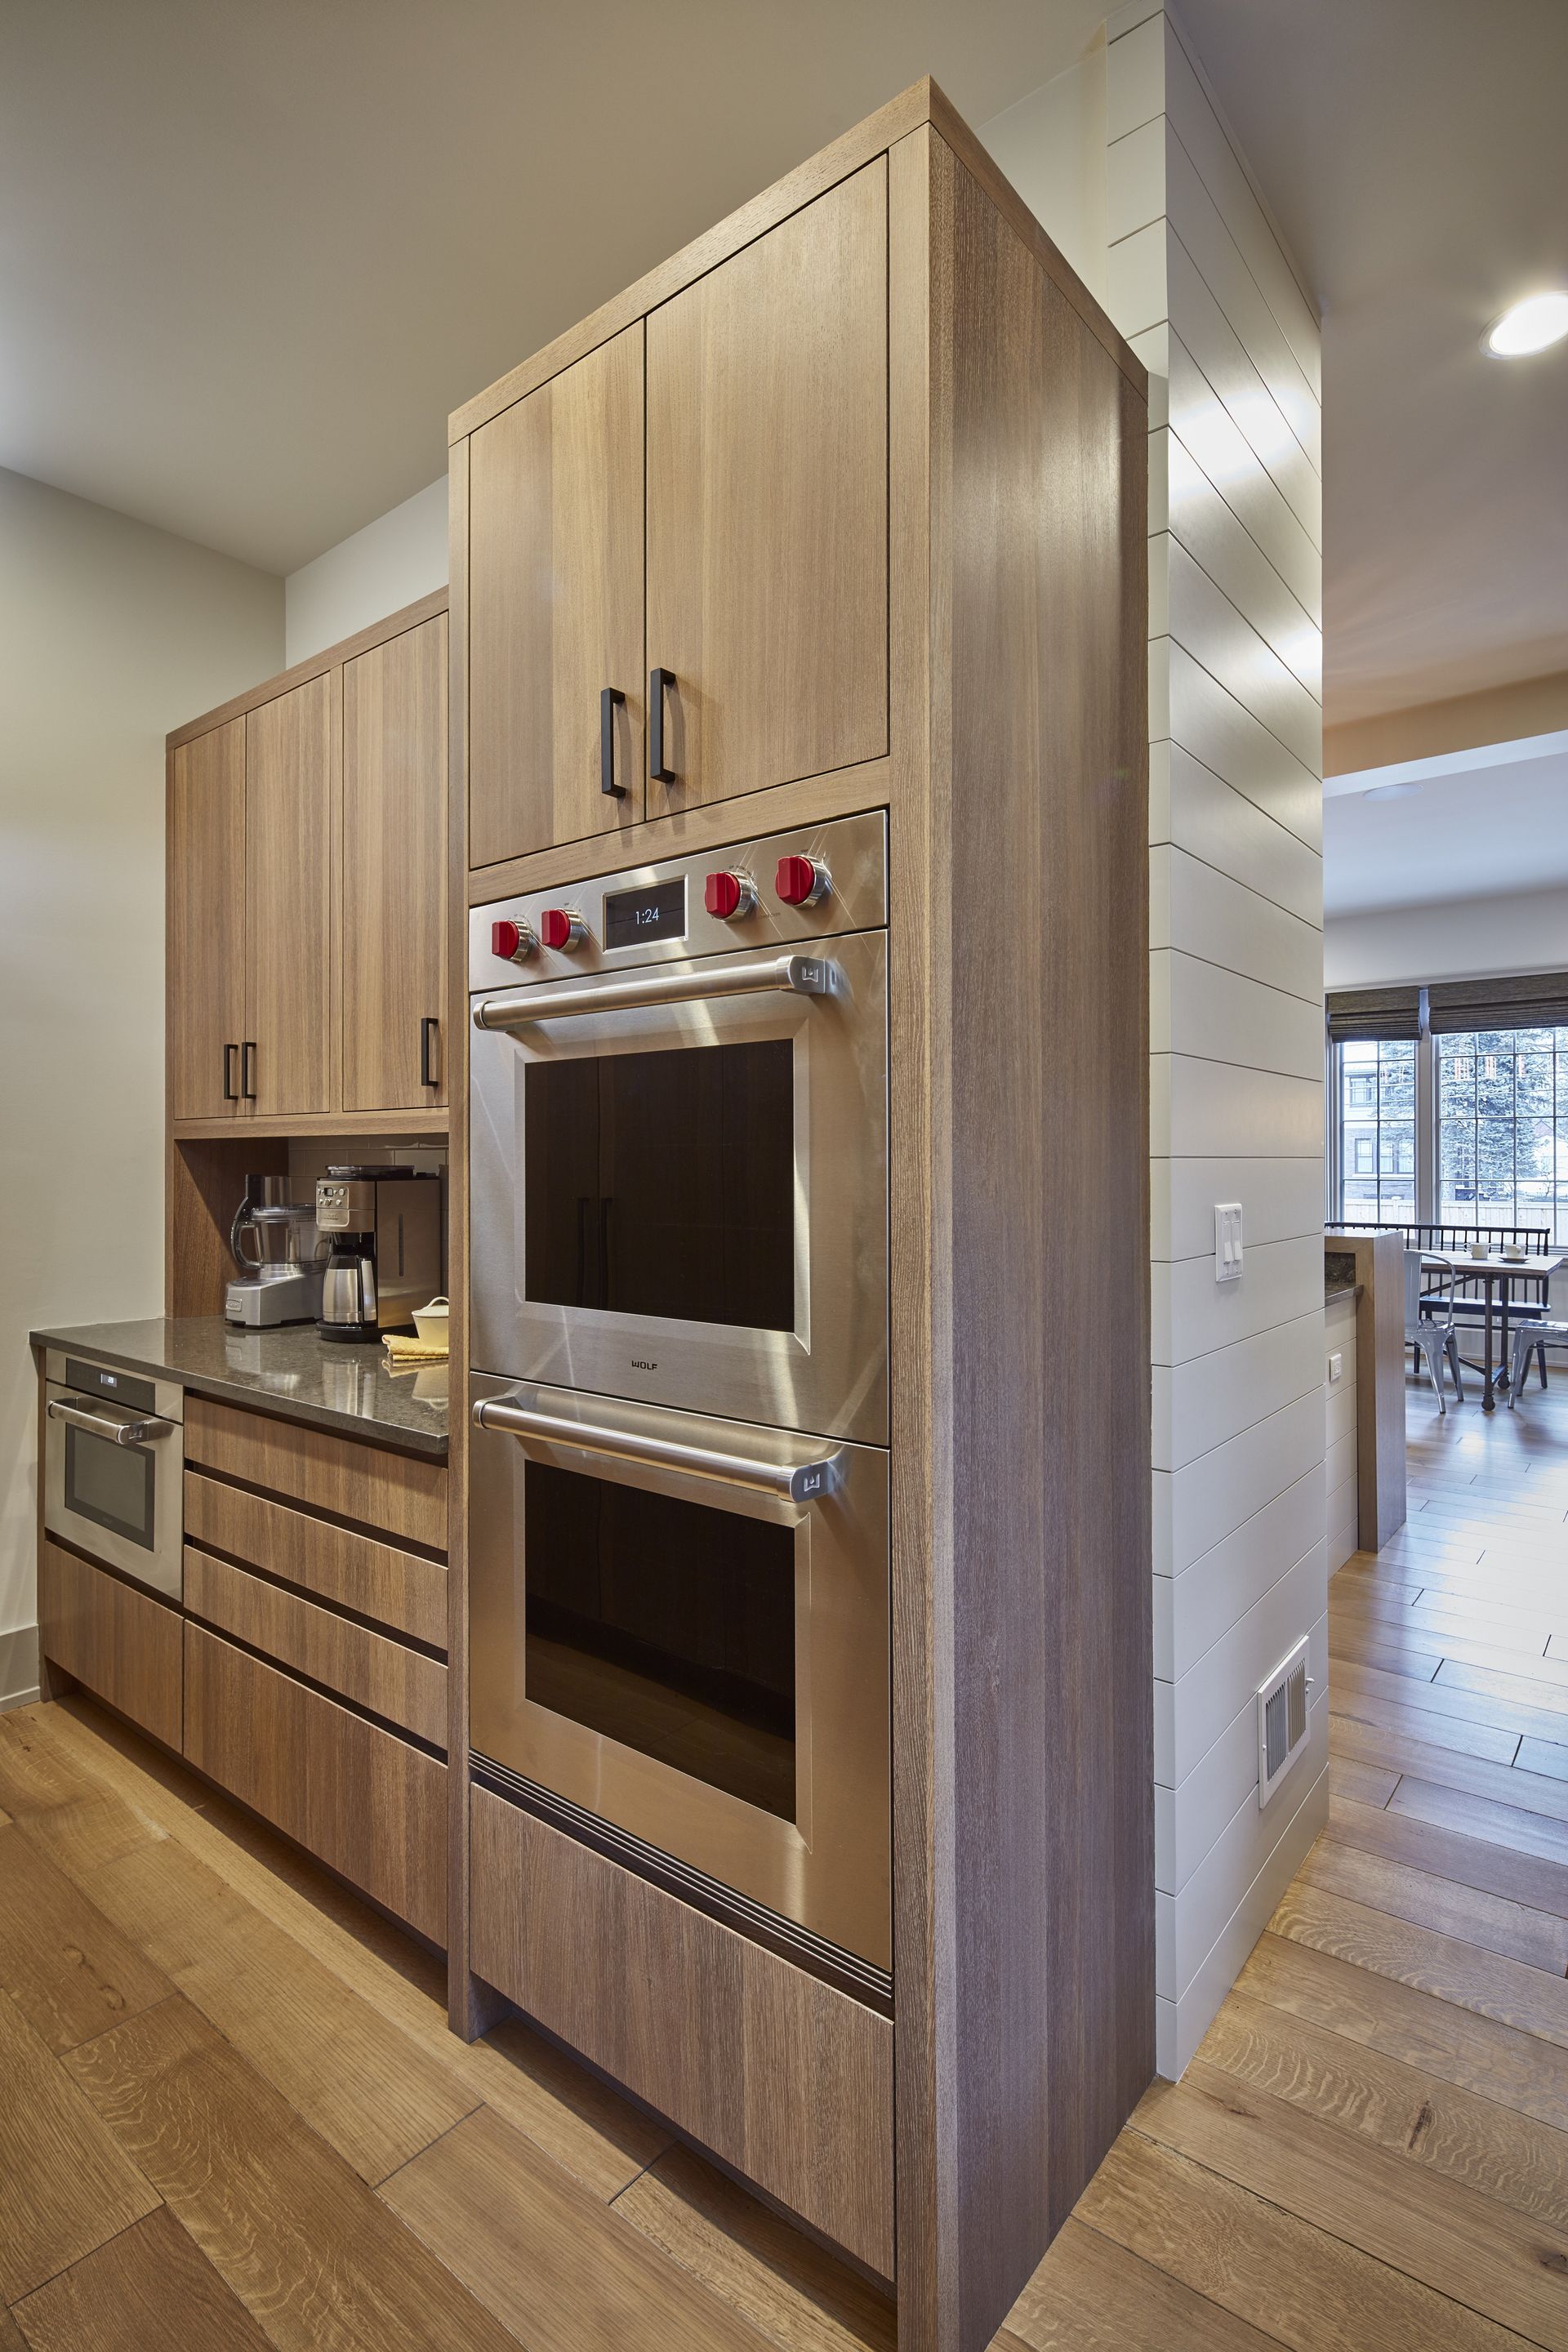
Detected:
left=30, top=1316, right=448, bottom=1458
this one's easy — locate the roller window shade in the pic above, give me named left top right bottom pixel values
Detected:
left=1325, top=987, right=1421, bottom=1044
left=1428, top=973, right=1568, bottom=1036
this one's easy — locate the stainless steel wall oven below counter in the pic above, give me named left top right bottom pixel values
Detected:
left=43, top=1352, right=184, bottom=1597
left=468, top=811, right=888, bottom=1446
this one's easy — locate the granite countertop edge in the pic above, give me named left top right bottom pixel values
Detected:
left=30, top=1318, right=448, bottom=1459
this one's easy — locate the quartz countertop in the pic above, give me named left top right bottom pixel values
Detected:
left=31, top=1317, right=448, bottom=1458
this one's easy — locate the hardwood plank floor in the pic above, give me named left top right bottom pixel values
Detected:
left=5, top=1374, right=1568, bottom=2348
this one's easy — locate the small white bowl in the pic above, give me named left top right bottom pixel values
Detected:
left=412, top=1296, right=450, bottom=1343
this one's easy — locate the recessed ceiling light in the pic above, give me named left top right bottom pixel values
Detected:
left=1363, top=782, right=1423, bottom=801
left=1484, top=292, right=1568, bottom=357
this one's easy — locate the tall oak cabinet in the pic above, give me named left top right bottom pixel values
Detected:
left=167, top=596, right=448, bottom=1134
left=447, top=82, right=1153, bottom=2352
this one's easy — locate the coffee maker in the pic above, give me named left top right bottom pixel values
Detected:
left=225, top=1176, right=326, bottom=1328
left=315, top=1166, right=443, bottom=1344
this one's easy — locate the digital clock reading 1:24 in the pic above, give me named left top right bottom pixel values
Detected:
left=603, top=877, right=687, bottom=950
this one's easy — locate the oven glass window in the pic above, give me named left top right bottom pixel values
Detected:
left=524, top=1460, right=796, bottom=1820
left=524, top=1039, right=795, bottom=1330
left=65, top=1427, right=156, bottom=1552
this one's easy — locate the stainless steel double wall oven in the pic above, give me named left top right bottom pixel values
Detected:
left=468, top=811, right=890, bottom=1980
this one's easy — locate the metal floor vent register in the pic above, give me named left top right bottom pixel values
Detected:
left=1257, top=1635, right=1312, bottom=1806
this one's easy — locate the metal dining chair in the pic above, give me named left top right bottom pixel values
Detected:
left=1508, top=1317, right=1566, bottom=1405
left=1405, top=1249, right=1464, bottom=1413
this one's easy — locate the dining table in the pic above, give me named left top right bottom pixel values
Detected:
left=1422, top=1250, right=1568, bottom=1413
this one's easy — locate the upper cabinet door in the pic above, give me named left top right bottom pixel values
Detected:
left=645, top=160, right=889, bottom=813
left=468, top=323, right=644, bottom=868
left=245, top=676, right=337, bottom=1118
left=341, top=614, right=449, bottom=1112
left=168, top=718, right=247, bottom=1121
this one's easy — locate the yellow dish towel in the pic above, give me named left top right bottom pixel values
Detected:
left=383, top=1330, right=449, bottom=1365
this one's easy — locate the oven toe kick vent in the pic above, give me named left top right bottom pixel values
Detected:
left=471, top=1753, right=893, bottom=2013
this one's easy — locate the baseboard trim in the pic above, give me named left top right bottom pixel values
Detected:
left=0, top=1623, right=41, bottom=1716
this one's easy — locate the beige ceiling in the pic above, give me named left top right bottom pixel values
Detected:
left=0, top=0, right=1104, bottom=575
left=1178, top=0, right=1568, bottom=727
left=4, top=0, right=1566, bottom=731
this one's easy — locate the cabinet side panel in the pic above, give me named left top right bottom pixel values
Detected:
left=938, top=145, right=1152, bottom=2347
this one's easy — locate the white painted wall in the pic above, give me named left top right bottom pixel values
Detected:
left=1104, top=1, right=1326, bottom=2078
left=0, top=466, right=283, bottom=1708
left=285, top=476, right=448, bottom=666
left=1325, top=885, right=1568, bottom=989
left=980, top=47, right=1110, bottom=306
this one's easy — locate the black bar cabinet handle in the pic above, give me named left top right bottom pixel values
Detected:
left=420, top=1016, right=439, bottom=1089
left=599, top=687, right=626, bottom=798
left=223, top=1043, right=239, bottom=1102
left=242, top=1041, right=257, bottom=1101
left=648, top=666, right=675, bottom=784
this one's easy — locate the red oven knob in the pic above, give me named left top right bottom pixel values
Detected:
left=491, top=917, right=535, bottom=963
left=776, top=854, right=831, bottom=907
left=540, top=907, right=587, bottom=951
left=704, top=869, right=757, bottom=920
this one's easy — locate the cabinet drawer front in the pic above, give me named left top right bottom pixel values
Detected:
left=183, top=1470, right=447, bottom=1649
left=184, top=1548, right=446, bottom=1751
left=185, top=1626, right=446, bottom=1944
left=470, top=1784, right=893, bottom=2277
left=185, top=1396, right=447, bottom=1552
left=39, top=1540, right=182, bottom=1751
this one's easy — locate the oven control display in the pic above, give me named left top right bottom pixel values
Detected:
left=604, top=876, right=686, bottom=949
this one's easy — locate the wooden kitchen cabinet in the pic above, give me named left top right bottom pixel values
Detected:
left=645, top=158, right=889, bottom=813
left=462, top=163, right=888, bottom=867
left=167, top=716, right=246, bottom=1121
left=468, top=325, right=644, bottom=866
left=342, top=612, right=449, bottom=1109
left=165, top=591, right=448, bottom=1139
left=451, top=86, right=1152, bottom=2348
left=38, top=1539, right=184, bottom=1751
left=244, top=674, right=338, bottom=1117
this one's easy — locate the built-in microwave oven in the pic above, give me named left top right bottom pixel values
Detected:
left=468, top=812, right=889, bottom=1445
left=43, top=1352, right=184, bottom=1598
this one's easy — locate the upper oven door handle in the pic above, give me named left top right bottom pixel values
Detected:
left=471, top=1394, right=841, bottom=1505
left=47, top=1397, right=175, bottom=1446
left=472, top=951, right=839, bottom=1034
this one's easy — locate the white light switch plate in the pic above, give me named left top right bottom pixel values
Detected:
left=1328, top=1352, right=1343, bottom=1384
left=1214, top=1201, right=1243, bottom=1282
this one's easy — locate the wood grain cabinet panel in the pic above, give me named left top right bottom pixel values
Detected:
left=184, top=1625, right=446, bottom=1943
left=184, top=1396, right=447, bottom=1552
left=38, top=1541, right=182, bottom=1752
left=468, top=324, right=644, bottom=866
left=342, top=613, right=449, bottom=1111
left=183, top=1548, right=446, bottom=1749
left=468, top=1784, right=893, bottom=2276
left=244, top=675, right=337, bottom=1117
left=182, top=1469, right=447, bottom=1647
left=167, top=718, right=246, bottom=1122
left=645, top=160, right=888, bottom=813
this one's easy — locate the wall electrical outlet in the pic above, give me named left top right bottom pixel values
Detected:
left=1214, top=1201, right=1243, bottom=1283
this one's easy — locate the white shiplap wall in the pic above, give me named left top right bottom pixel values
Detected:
left=1105, top=2, right=1327, bottom=2077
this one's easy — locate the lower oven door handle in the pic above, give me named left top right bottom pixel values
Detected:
left=471, top=1396, right=840, bottom=1504
left=471, top=951, right=838, bottom=1033
left=46, top=1398, right=175, bottom=1446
